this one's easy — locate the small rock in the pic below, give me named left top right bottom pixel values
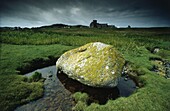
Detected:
left=153, top=48, right=160, bottom=53
left=164, top=62, right=170, bottom=68
left=49, top=74, right=53, bottom=78
left=166, top=68, right=170, bottom=78
left=124, top=77, right=128, bottom=81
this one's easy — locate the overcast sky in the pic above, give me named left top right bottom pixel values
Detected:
left=0, top=0, right=170, bottom=27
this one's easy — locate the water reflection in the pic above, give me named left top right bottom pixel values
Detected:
left=15, top=65, right=136, bottom=111
left=57, top=69, right=136, bottom=104
left=15, top=66, right=73, bottom=111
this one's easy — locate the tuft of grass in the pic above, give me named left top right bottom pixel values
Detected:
left=72, top=92, right=89, bottom=111
left=28, top=72, right=43, bottom=82
left=72, top=92, right=89, bottom=103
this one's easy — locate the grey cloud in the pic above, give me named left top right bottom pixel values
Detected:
left=0, top=0, right=170, bottom=27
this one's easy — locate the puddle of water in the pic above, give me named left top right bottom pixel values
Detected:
left=15, top=65, right=136, bottom=110
left=117, top=77, right=136, bottom=96
left=57, top=69, right=136, bottom=105
left=15, top=66, right=74, bottom=111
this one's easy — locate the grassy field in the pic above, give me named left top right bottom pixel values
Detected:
left=0, top=28, right=170, bottom=111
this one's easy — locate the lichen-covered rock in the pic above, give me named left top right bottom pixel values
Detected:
left=56, top=42, right=125, bottom=87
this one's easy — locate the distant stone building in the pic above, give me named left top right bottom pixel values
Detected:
left=90, top=20, right=97, bottom=28
left=90, top=20, right=116, bottom=28
left=90, top=20, right=108, bottom=28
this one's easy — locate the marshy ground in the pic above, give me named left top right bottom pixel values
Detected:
left=0, top=28, right=170, bottom=111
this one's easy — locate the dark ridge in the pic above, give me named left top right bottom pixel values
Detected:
left=16, top=56, right=59, bottom=74
left=39, top=24, right=68, bottom=29
left=149, top=57, right=162, bottom=61
left=71, top=25, right=88, bottom=28
left=146, top=47, right=160, bottom=54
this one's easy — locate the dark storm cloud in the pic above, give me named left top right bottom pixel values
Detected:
left=0, top=0, right=170, bottom=27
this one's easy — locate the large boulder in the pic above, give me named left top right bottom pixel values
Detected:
left=56, top=42, right=125, bottom=87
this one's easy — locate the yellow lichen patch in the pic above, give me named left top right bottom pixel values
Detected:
left=151, top=60, right=166, bottom=76
left=56, top=42, right=125, bottom=87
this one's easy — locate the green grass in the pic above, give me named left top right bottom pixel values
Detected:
left=0, top=28, right=170, bottom=111
left=0, top=44, right=74, bottom=111
left=72, top=92, right=89, bottom=103
left=0, top=74, right=44, bottom=110
left=1, top=29, right=170, bottom=50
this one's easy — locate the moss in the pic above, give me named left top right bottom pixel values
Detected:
left=72, top=101, right=87, bottom=111
left=72, top=92, right=89, bottom=103
left=72, top=92, right=89, bottom=111
left=30, top=72, right=42, bottom=82
left=56, top=42, right=125, bottom=87
left=85, top=103, right=101, bottom=111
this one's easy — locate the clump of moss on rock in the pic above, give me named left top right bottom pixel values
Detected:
left=56, top=42, right=125, bottom=87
